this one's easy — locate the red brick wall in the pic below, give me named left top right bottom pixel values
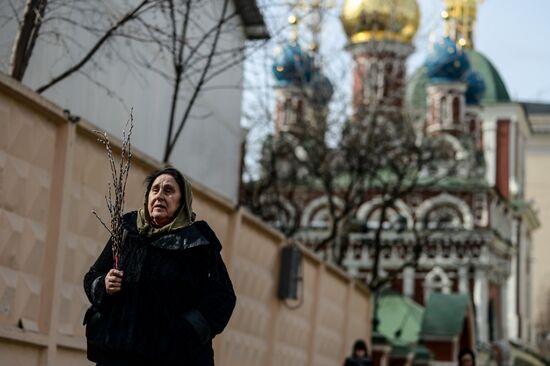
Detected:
left=423, top=340, right=454, bottom=361
left=489, top=282, right=502, bottom=340
left=496, top=119, right=510, bottom=199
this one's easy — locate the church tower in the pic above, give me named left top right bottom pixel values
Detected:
left=340, top=0, right=420, bottom=121
left=272, top=7, right=333, bottom=140
left=424, top=0, right=487, bottom=177
left=425, top=36, right=470, bottom=136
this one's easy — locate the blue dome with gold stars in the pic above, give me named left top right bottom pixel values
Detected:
left=425, top=37, right=470, bottom=83
left=272, top=43, right=313, bottom=87
left=465, top=69, right=486, bottom=105
left=310, top=70, right=333, bottom=105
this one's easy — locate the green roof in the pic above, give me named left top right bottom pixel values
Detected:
left=465, top=49, right=511, bottom=104
left=414, top=345, right=433, bottom=362
left=421, top=293, right=470, bottom=338
left=372, top=331, right=391, bottom=345
left=406, top=49, right=511, bottom=112
left=391, top=341, right=413, bottom=358
left=418, top=176, right=490, bottom=191
left=510, top=199, right=533, bottom=210
left=377, top=290, right=424, bottom=345
left=406, top=66, right=430, bottom=114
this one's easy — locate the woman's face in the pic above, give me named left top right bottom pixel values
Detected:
left=147, top=174, right=182, bottom=227
left=460, top=354, right=474, bottom=366
left=354, top=349, right=366, bottom=358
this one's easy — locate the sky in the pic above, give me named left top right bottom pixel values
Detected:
left=411, top=0, right=550, bottom=102
left=242, top=0, right=550, bottom=176
left=251, top=0, right=550, bottom=102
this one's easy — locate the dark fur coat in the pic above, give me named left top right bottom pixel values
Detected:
left=83, top=211, right=236, bottom=366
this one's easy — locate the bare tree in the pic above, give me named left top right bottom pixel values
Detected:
left=3, top=0, right=274, bottom=162
left=35, top=0, right=155, bottom=94
left=8, top=0, right=47, bottom=80
left=5, top=0, right=157, bottom=85
left=244, top=102, right=459, bottom=291
left=239, top=28, right=464, bottom=290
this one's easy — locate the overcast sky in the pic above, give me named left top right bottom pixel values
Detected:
left=255, top=0, right=550, bottom=103
left=409, top=0, right=550, bottom=102
left=242, top=0, right=550, bottom=173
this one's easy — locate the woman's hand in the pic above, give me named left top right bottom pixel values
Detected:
left=105, top=269, right=123, bottom=295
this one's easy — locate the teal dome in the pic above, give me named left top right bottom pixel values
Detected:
left=465, top=70, right=486, bottom=105
left=464, top=49, right=510, bottom=102
left=310, top=71, right=333, bottom=105
left=406, top=49, right=510, bottom=112
left=272, top=43, right=313, bottom=87
left=425, top=37, right=470, bottom=83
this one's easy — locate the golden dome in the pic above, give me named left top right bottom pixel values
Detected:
left=341, top=0, right=420, bottom=44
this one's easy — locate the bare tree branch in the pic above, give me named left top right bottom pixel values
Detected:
left=163, top=0, right=231, bottom=162
left=35, top=0, right=151, bottom=93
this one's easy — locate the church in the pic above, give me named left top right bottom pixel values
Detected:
left=245, top=0, right=546, bottom=365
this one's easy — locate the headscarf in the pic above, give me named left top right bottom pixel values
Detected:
left=137, top=168, right=196, bottom=237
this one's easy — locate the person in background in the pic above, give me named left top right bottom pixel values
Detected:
left=83, top=167, right=236, bottom=366
left=458, top=348, right=476, bottom=366
left=344, top=339, right=373, bottom=366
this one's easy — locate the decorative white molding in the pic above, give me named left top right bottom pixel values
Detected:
left=300, top=195, right=344, bottom=227
left=483, top=117, right=498, bottom=187
left=438, top=133, right=469, bottom=160
left=473, top=193, right=488, bottom=227
left=474, top=268, right=489, bottom=343
left=260, top=195, right=296, bottom=228
left=415, top=193, right=474, bottom=229
left=458, top=266, right=469, bottom=293
left=349, top=40, right=415, bottom=57
left=424, top=266, right=451, bottom=303
left=403, top=267, right=415, bottom=298
left=356, top=196, right=413, bottom=229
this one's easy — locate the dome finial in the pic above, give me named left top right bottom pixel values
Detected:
left=286, top=1, right=336, bottom=56
left=288, top=13, right=299, bottom=43
left=442, top=0, right=482, bottom=49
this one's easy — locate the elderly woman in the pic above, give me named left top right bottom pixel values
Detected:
left=458, top=349, right=476, bottom=366
left=83, top=168, right=236, bottom=366
left=343, top=340, right=373, bottom=366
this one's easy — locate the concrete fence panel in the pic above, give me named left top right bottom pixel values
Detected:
left=0, top=74, right=371, bottom=366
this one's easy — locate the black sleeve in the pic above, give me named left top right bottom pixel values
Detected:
left=170, top=221, right=234, bottom=344
left=184, top=244, right=236, bottom=344
left=83, top=240, right=114, bottom=310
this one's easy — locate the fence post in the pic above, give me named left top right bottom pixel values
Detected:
left=222, top=208, right=242, bottom=271
left=38, top=122, right=75, bottom=365
left=341, top=280, right=355, bottom=361
left=306, top=263, right=324, bottom=366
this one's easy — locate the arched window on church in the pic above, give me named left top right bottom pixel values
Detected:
left=258, top=196, right=296, bottom=234
left=424, top=266, right=451, bottom=303
left=439, top=96, right=448, bottom=126
left=488, top=299, right=496, bottom=342
left=453, top=96, right=461, bottom=125
left=302, top=197, right=344, bottom=230
left=376, top=60, right=385, bottom=101
left=365, top=205, right=404, bottom=231
left=282, top=97, right=292, bottom=130
left=383, top=62, right=393, bottom=98
left=294, top=97, right=303, bottom=127
left=310, top=208, right=331, bottom=229
left=423, top=204, right=464, bottom=230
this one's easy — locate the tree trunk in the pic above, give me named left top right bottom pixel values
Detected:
left=9, top=0, right=48, bottom=81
